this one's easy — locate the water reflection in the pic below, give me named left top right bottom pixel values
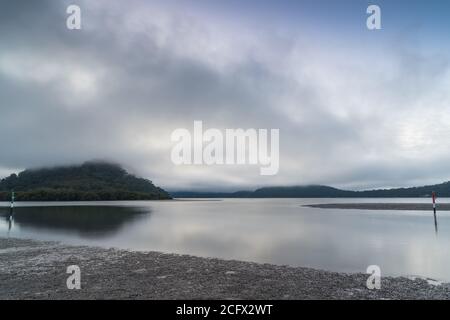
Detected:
left=434, top=210, right=439, bottom=234
left=4, top=207, right=14, bottom=236
left=0, top=206, right=150, bottom=238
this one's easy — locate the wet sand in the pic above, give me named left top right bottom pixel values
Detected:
left=1, top=237, right=449, bottom=300
left=304, top=203, right=450, bottom=211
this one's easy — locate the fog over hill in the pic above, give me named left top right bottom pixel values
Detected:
left=0, top=161, right=171, bottom=201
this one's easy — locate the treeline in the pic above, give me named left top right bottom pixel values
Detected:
left=0, top=189, right=170, bottom=201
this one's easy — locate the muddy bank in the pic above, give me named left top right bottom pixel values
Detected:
left=304, top=203, right=450, bottom=211
left=1, top=238, right=449, bottom=300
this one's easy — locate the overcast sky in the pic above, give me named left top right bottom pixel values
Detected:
left=2, top=0, right=450, bottom=191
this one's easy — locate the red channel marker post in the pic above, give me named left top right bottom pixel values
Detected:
left=432, top=191, right=436, bottom=213
left=432, top=191, right=438, bottom=233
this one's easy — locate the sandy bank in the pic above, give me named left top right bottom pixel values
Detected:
left=304, top=203, right=450, bottom=211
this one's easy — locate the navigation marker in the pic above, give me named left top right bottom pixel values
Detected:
left=432, top=191, right=438, bottom=234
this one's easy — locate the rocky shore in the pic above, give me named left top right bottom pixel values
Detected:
left=1, top=238, right=449, bottom=300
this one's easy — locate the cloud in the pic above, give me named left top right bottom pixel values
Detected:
left=1, top=0, right=450, bottom=191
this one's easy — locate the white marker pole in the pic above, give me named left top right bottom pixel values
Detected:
left=10, top=191, right=14, bottom=209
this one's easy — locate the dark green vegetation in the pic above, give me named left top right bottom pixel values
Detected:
left=0, top=161, right=171, bottom=201
left=172, top=182, right=450, bottom=198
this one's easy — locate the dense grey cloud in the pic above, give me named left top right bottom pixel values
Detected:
left=1, top=0, right=450, bottom=191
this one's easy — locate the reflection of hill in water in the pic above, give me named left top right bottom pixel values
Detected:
left=0, top=206, right=150, bottom=238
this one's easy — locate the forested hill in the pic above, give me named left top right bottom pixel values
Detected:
left=0, top=161, right=171, bottom=201
left=172, top=182, right=450, bottom=198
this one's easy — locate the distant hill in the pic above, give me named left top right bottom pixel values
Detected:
left=172, top=182, right=450, bottom=198
left=0, top=161, right=171, bottom=201
left=172, top=186, right=353, bottom=198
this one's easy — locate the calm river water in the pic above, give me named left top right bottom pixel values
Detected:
left=1, top=198, right=449, bottom=281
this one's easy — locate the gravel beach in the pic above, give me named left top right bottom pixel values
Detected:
left=1, top=237, right=449, bottom=300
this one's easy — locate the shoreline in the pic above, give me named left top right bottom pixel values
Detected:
left=1, top=237, right=449, bottom=300
left=304, top=203, right=450, bottom=211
